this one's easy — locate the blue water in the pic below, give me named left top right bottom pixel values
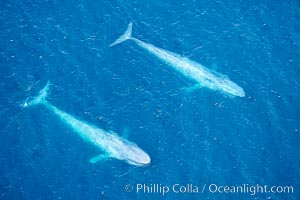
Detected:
left=0, top=0, right=299, bottom=199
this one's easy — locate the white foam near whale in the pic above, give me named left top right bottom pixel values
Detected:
left=110, top=22, right=245, bottom=97
left=23, top=82, right=151, bottom=166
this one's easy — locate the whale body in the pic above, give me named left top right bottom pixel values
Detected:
left=110, top=22, right=245, bottom=97
left=24, top=82, right=150, bottom=166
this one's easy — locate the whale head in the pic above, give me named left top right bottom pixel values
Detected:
left=103, top=133, right=151, bottom=167
left=217, top=78, right=245, bottom=97
left=121, top=144, right=151, bottom=166
left=126, top=149, right=151, bottom=166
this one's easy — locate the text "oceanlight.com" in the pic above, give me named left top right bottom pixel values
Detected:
left=124, top=183, right=294, bottom=196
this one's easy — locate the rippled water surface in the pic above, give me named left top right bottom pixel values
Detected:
left=0, top=0, right=299, bottom=199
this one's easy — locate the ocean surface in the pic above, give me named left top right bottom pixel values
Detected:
left=0, top=0, right=299, bottom=199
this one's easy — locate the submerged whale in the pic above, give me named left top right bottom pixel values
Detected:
left=110, top=22, right=245, bottom=97
left=23, top=82, right=150, bottom=166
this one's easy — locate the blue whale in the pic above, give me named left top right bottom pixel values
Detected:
left=23, top=82, right=151, bottom=166
left=110, top=22, right=245, bottom=97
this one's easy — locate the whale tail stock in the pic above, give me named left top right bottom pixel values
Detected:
left=109, top=22, right=133, bottom=47
left=23, top=82, right=50, bottom=107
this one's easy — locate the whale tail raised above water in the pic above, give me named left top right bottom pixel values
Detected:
left=109, top=22, right=133, bottom=47
left=23, top=82, right=50, bottom=107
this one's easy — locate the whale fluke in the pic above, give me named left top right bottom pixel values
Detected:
left=24, top=82, right=50, bottom=107
left=109, top=22, right=133, bottom=47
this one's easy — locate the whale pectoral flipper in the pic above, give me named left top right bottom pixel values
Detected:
left=183, top=84, right=203, bottom=93
left=121, top=128, right=130, bottom=139
left=89, top=154, right=110, bottom=164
